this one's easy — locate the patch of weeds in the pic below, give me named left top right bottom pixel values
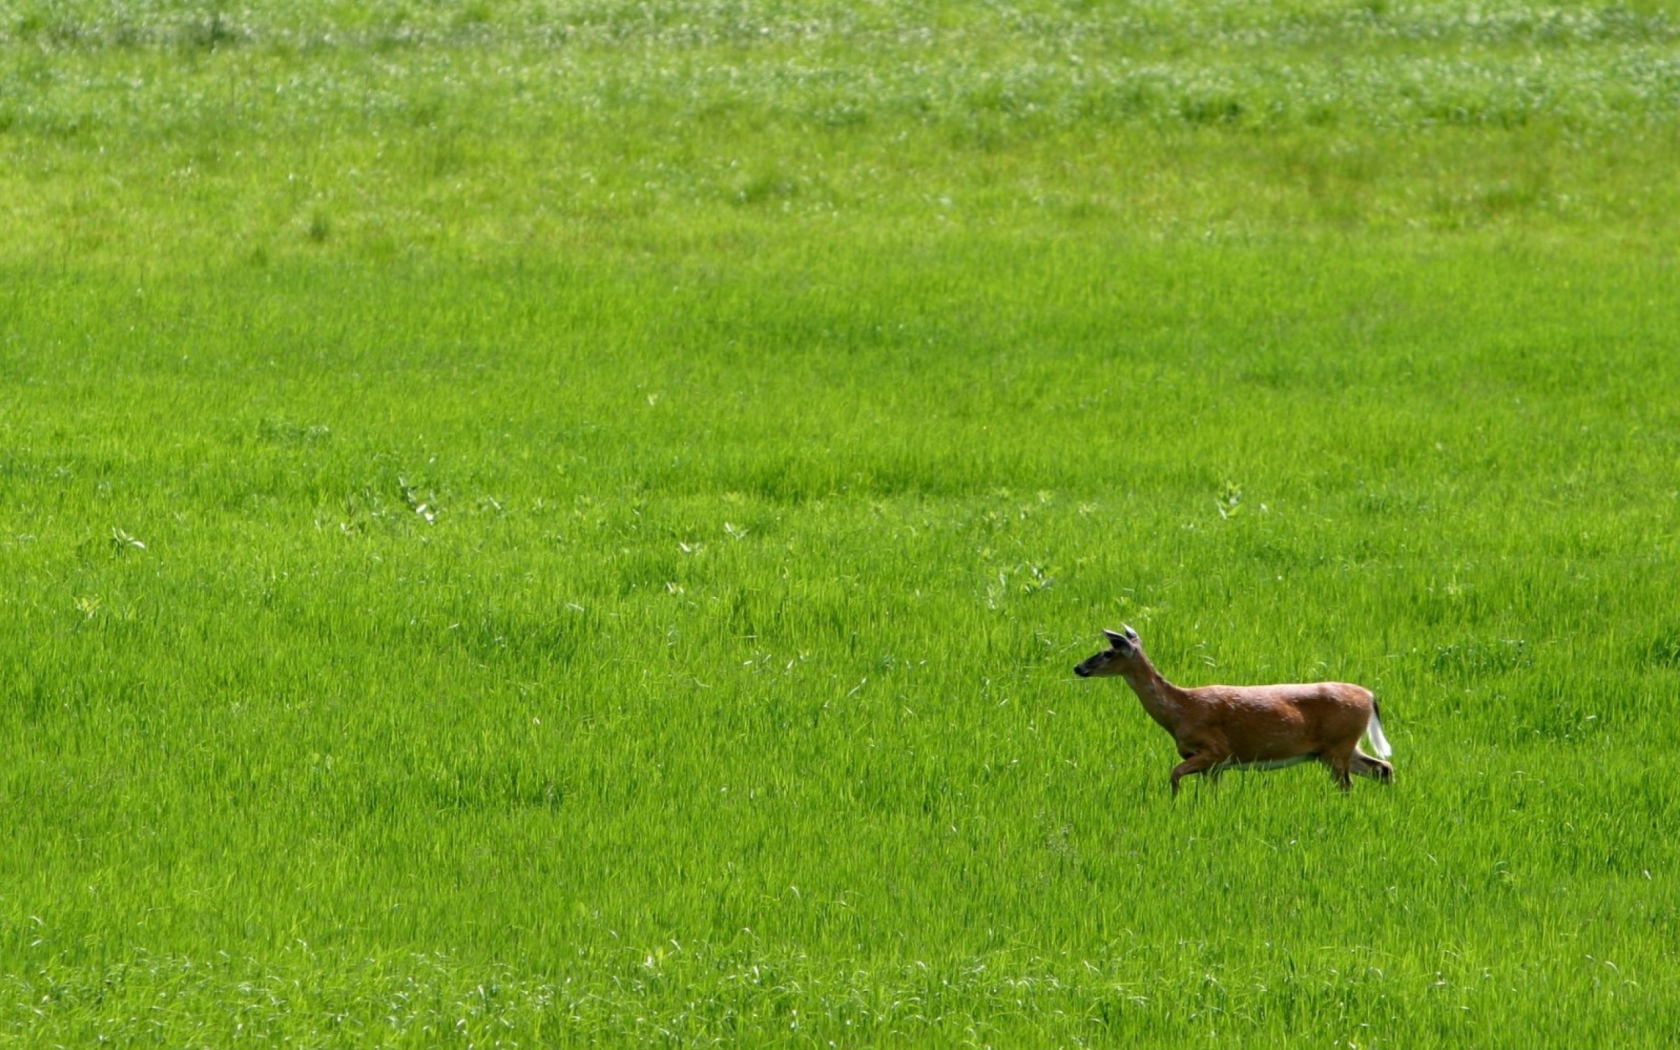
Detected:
left=424, top=132, right=466, bottom=178
left=257, top=418, right=331, bottom=446
left=335, top=485, right=413, bottom=535
left=1179, top=95, right=1244, bottom=126
left=1303, top=102, right=1341, bottom=128
left=1514, top=699, right=1600, bottom=742
left=108, top=528, right=147, bottom=554
left=1049, top=195, right=1114, bottom=223
left=452, top=0, right=494, bottom=31
left=11, top=8, right=45, bottom=38
left=1477, top=176, right=1548, bottom=216
left=398, top=477, right=439, bottom=524
left=732, top=171, right=798, bottom=207
left=407, top=94, right=448, bottom=129
left=1356, top=487, right=1428, bottom=518
left=807, top=101, right=869, bottom=130
left=1432, top=638, right=1530, bottom=679
left=177, top=11, right=242, bottom=52
left=1636, top=629, right=1680, bottom=670
left=1081, top=81, right=1164, bottom=124
left=426, top=761, right=569, bottom=812
left=985, top=563, right=1056, bottom=609
left=1215, top=480, right=1243, bottom=520
left=447, top=608, right=594, bottom=672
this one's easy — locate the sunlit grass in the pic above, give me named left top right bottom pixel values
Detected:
left=2, top=0, right=1679, bottom=1045
left=5, top=0, right=1680, bottom=266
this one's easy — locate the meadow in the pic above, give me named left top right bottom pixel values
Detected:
left=3, top=0, right=1680, bottom=1044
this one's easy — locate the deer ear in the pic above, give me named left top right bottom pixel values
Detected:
left=1103, top=628, right=1129, bottom=648
left=1123, top=624, right=1140, bottom=643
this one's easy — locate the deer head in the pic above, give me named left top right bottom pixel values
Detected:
left=1074, top=625, right=1143, bottom=677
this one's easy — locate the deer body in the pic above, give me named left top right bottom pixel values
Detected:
left=1075, top=626, right=1393, bottom=793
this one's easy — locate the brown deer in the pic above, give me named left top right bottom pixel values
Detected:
left=1075, top=626, right=1393, bottom=794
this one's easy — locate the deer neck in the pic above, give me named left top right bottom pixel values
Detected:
left=1121, top=655, right=1188, bottom=731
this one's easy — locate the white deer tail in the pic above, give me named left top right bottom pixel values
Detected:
left=1365, top=701, right=1393, bottom=760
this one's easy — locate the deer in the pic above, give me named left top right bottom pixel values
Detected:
left=1074, top=625, right=1393, bottom=794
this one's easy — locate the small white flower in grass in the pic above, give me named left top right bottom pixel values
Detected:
left=398, top=478, right=437, bottom=523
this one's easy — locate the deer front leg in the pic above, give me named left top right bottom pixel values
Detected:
left=1169, top=752, right=1224, bottom=796
left=1322, top=740, right=1359, bottom=792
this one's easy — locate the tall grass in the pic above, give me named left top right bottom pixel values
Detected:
left=5, top=0, right=1680, bottom=264
left=3, top=0, right=1679, bottom=1045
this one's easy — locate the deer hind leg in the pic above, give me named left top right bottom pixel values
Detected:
left=1351, top=749, right=1393, bottom=784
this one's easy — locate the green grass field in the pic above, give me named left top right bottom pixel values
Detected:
left=4, top=0, right=1680, bottom=1044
